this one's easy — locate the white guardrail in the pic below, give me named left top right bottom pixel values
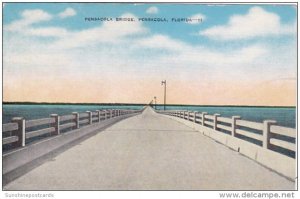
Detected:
left=158, top=110, right=296, bottom=158
left=3, top=109, right=141, bottom=150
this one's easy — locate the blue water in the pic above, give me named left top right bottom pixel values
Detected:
left=155, top=105, right=296, bottom=128
left=2, top=104, right=143, bottom=124
left=2, top=104, right=296, bottom=128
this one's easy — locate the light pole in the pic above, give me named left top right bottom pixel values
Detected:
left=154, top=96, right=157, bottom=110
left=161, top=80, right=166, bottom=110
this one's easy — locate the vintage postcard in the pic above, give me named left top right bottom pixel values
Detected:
left=1, top=1, right=297, bottom=197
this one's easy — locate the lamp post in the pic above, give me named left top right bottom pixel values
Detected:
left=154, top=96, right=157, bottom=110
left=161, top=80, right=166, bottom=111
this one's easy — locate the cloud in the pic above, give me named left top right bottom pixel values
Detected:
left=158, top=43, right=269, bottom=70
left=3, top=6, right=296, bottom=105
left=25, top=27, right=70, bottom=37
left=5, top=9, right=52, bottom=31
left=200, top=6, right=295, bottom=40
left=4, top=9, right=69, bottom=38
left=134, top=33, right=269, bottom=69
left=52, top=13, right=148, bottom=49
left=5, top=9, right=147, bottom=41
left=58, top=7, right=76, bottom=18
left=136, top=34, right=190, bottom=51
left=3, top=9, right=296, bottom=96
left=3, top=9, right=285, bottom=74
left=146, top=6, right=158, bottom=14
left=187, top=13, right=206, bottom=25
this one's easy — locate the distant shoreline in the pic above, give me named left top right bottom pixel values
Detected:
left=2, top=102, right=296, bottom=108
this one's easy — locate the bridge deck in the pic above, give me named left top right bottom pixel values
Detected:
left=4, top=107, right=294, bottom=190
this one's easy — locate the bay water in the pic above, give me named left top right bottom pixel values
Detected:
left=3, top=104, right=296, bottom=128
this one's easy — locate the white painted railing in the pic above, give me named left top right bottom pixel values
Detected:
left=158, top=110, right=296, bottom=158
left=3, top=109, right=141, bottom=150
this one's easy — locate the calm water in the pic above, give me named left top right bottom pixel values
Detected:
left=2, top=104, right=143, bottom=124
left=3, top=104, right=296, bottom=128
left=156, top=105, right=296, bottom=128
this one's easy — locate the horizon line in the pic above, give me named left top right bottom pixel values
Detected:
left=2, top=101, right=296, bottom=108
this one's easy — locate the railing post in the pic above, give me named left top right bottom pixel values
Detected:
left=11, top=117, right=25, bottom=148
left=72, top=112, right=79, bottom=129
left=96, top=110, right=101, bottom=123
left=194, top=111, right=197, bottom=122
left=213, top=114, right=220, bottom=130
left=181, top=111, right=184, bottom=118
left=86, top=111, right=92, bottom=125
left=188, top=111, right=191, bottom=121
left=231, top=116, right=241, bottom=137
left=110, top=110, right=113, bottom=118
left=104, top=110, right=107, bottom=120
left=263, top=120, right=277, bottom=149
left=105, top=110, right=108, bottom=119
left=201, top=112, right=207, bottom=126
left=50, top=114, right=60, bottom=135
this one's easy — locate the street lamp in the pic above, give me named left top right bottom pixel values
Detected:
left=161, top=80, right=166, bottom=110
left=154, top=96, right=157, bottom=110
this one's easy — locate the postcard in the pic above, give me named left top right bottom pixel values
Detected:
left=1, top=1, right=297, bottom=195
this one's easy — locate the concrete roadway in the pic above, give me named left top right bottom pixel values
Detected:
left=4, top=107, right=295, bottom=190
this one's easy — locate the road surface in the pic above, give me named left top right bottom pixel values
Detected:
left=4, top=107, right=295, bottom=190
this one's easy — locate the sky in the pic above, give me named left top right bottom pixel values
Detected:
left=2, top=3, right=297, bottom=106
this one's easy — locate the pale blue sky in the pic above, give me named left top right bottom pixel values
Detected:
left=2, top=3, right=297, bottom=105
left=3, top=3, right=296, bottom=45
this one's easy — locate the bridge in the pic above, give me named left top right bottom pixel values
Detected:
left=2, top=106, right=296, bottom=190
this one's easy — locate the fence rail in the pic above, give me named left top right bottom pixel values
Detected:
left=26, top=127, right=55, bottom=139
left=3, top=123, right=19, bottom=132
left=60, top=114, right=75, bottom=122
left=236, top=120, right=263, bottom=131
left=26, top=118, right=55, bottom=128
left=3, top=136, right=19, bottom=145
left=270, top=125, right=296, bottom=138
left=158, top=110, right=296, bottom=158
left=3, top=109, right=141, bottom=150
